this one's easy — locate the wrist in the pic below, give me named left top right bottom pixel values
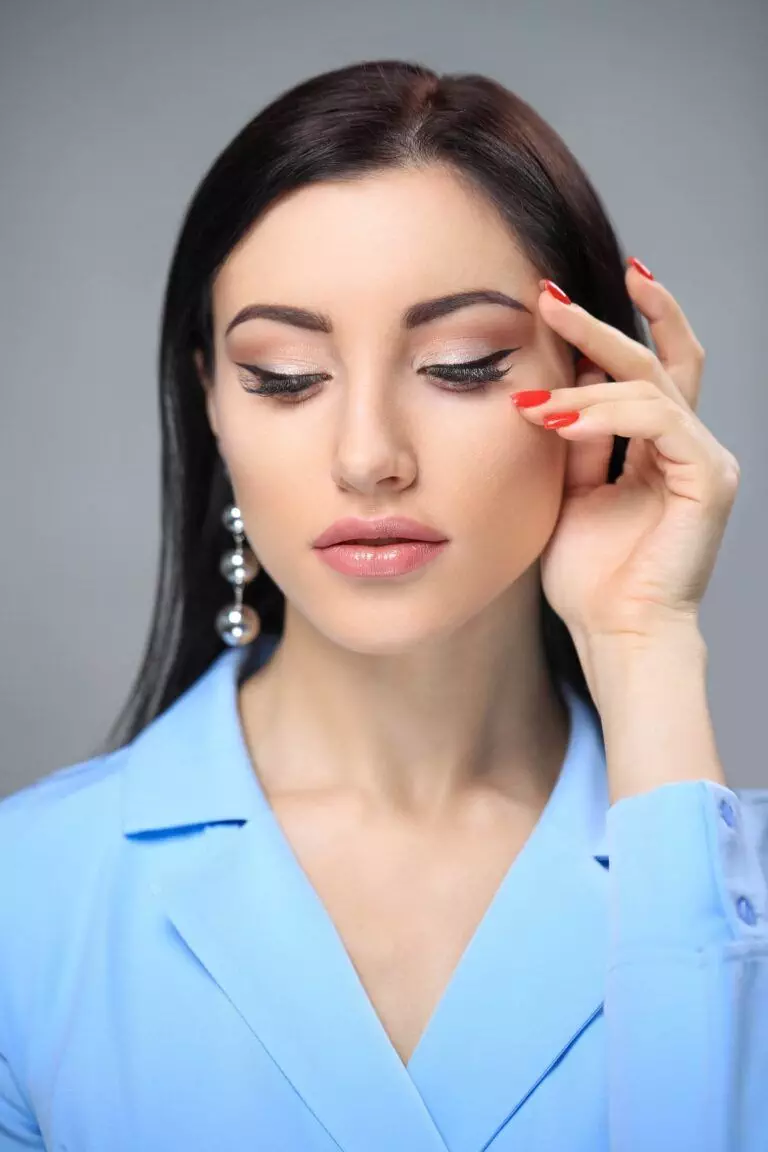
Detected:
left=573, top=620, right=708, bottom=702
left=571, top=624, right=725, bottom=804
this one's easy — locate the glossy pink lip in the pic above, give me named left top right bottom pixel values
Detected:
left=315, top=540, right=448, bottom=578
left=312, top=516, right=449, bottom=549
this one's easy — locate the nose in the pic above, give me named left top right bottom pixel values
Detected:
left=331, top=388, right=417, bottom=495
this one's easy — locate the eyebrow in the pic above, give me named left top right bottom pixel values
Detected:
left=223, top=289, right=532, bottom=338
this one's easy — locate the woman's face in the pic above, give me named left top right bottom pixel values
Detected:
left=199, top=163, right=575, bottom=653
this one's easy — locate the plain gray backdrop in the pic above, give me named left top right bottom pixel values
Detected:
left=1, top=0, right=766, bottom=799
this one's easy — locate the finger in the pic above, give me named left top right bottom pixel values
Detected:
left=562, top=360, right=615, bottom=493
left=561, top=425, right=616, bottom=496
left=517, top=383, right=739, bottom=504
left=624, top=259, right=706, bottom=410
left=538, top=280, right=682, bottom=408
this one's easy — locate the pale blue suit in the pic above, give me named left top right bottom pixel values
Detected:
left=1, top=632, right=767, bottom=1150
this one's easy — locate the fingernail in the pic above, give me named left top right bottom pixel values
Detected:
left=543, top=411, right=580, bottom=429
left=539, top=279, right=572, bottom=305
left=627, top=256, right=654, bottom=280
left=511, top=389, right=552, bottom=408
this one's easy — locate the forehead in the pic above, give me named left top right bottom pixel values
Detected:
left=212, top=164, right=536, bottom=320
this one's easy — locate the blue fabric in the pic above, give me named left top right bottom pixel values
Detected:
left=1, top=633, right=766, bottom=1150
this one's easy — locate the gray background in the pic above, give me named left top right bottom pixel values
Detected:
left=1, top=0, right=766, bottom=799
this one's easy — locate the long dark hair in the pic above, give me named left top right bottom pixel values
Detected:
left=97, top=58, right=643, bottom=757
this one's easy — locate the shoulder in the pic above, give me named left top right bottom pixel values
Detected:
left=0, top=751, right=135, bottom=1122
left=0, top=746, right=127, bottom=858
left=0, top=749, right=129, bottom=981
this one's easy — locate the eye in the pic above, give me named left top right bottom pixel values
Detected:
left=235, top=347, right=519, bottom=403
left=419, top=347, right=519, bottom=390
left=235, top=366, right=329, bottom=404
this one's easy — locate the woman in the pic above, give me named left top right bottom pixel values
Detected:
left=0, top=58, right=765, bottom=1151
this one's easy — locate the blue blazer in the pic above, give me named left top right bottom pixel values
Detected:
left=1, top=633, right=767, bottom=1151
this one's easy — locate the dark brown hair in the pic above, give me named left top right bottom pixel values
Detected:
left=97, top=58, right=644, bottom=756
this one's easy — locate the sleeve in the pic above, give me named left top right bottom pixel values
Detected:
left=604, top=780, right=768, bottom=1152
left=0, top=1053, right=43, bottom=1149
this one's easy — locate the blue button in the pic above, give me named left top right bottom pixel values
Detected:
left=736, top=896, right=757, bottom=926
left=719, top=798, right=735, bottom=827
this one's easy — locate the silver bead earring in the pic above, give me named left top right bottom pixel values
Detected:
left=215, top=500, right=261, bottom=647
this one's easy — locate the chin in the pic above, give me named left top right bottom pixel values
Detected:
left=301, top=601, right=482, bottom=658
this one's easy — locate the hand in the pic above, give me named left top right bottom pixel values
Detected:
left=511, top=259, right=741, bottom=644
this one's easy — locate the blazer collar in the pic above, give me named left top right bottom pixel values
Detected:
left=120, top=636, right=277, bottom=836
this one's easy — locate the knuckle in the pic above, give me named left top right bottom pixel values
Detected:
left=721, top=452, right=741, bottom=488
left=705, top=452, right=741, bottom=504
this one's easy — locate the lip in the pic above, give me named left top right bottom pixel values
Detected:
left=315, top=540, right=449, bottom=578
left=312, top=516, right=449, bottom=549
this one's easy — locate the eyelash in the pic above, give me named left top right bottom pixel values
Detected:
left=236, top=348, right=519, bottom=404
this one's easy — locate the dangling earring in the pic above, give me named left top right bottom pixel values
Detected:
left=215, top=500, right=261, bottom=647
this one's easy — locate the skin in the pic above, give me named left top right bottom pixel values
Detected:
left=194, top=163, right=582, bottom=1063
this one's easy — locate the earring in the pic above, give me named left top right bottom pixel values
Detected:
left=215, top=501, right=261, bottom=647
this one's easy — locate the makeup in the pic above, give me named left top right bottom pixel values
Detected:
left=314, top=540, right=449, bottom=578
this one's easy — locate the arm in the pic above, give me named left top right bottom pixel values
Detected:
left=582, top=626, right=768, bottom=1152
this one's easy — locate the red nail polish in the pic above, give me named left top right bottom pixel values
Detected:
left=543, top=411, right=580, bottom=429
left=539, top=279, right=572, bottom=305
left=627, top=256, right=654, bottom=280
left=511, top=389, right=552, bottom=408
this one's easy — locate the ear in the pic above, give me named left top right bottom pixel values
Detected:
left=194, top=349, right=219, bottom=441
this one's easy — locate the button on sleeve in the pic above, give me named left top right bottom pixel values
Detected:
left=605, top=780, right=768, bottom=954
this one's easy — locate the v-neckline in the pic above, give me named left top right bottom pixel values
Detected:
left=231, top=633, right=582, bottom=1074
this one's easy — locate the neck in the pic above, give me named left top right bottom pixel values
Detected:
left=237, top=578, right=571, bottom=823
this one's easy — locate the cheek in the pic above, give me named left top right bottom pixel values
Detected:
left=217, top=407, right=339, bottom=585
left=230, top=465, right=304, bottom=564
left=442, top=419, right=567, bottom=562
left=215, top=410, right=299, bottom=552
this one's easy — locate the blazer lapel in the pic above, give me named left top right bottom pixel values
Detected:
left=121, top=641, right=450, bottom=1152
left=122, top=639, right=611, bottom=1152
left=160, top=810, right=451, bottom=1152
left=402, top=683, right=610, bottom=1152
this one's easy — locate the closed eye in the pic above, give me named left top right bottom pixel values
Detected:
left=236, top=347, right=519, bottom=402
left=420, top=347, right=519, bottom=386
